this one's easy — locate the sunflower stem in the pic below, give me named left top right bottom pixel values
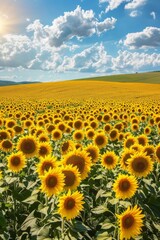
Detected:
left=61, top=217, right=65, bottom=240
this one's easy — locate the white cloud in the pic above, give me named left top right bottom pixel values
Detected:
left=113, top=50, right=160, bottom=71
left=125, top=0, right=147, bottom=10
left=150, top=11, right=156, bottom=20
left=42, top=6, right=116, bottom=47
left=129, top=10, right=141, bottom=17
left=124, top=27, right=160, bottom=49
left=104, top=0, right=127, bottom=12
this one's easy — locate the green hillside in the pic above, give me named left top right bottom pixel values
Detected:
left=74, top=71, right=160, bottom=84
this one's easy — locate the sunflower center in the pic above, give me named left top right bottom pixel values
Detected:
left=39, top=146, right=48, bottom=155
left=62, top=142, right=69, bottom=152
left=95, top=136, right=105, bottom=146
left=0, top=131, right=8, bottom=140
left=119, top=180, right=130, bottom=191
left=2, top=140, right=12, bottom=149
left=122, top=214, right=135, bottom=229
left=46, top=176, right=57, bottom=188
left=126, top=139, right=134, bottom=148
left=110, top=130, right=117, bottom=139
left=75, top=133, right=82, bottom=140
left=11, top=156, right=20, bottom=166
left=156, top=147, right=160, bottom=159
left=14, top=126, right=22, bottom=133
left=53, top=131, right=61, bottom=139
left=104, top=156, right=113, bottom=165
left=42, top=162, right=53, bottom=172
left=132, top=157, right=148, bottom=172
left=87, top=149, right=96, bottom=161
left=20, top=139, right=36, bottom=154
left=66, top=155, right=85, bottom=173
left=63, top=170, right=76, bottom=186
left=64, top=197, right=75, bottom=210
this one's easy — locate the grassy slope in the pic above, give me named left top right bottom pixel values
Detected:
left=73, top=72, right=160, bottom=84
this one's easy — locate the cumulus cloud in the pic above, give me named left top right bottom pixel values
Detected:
left=102, top=0, right=127, bottom=12
left=129, top=10, right=141, bottom=17
left=125, top=0, right=147, bottom=10
left=124, top=27, right=160, bottom=49
left=43, top=6, right=116, bottom=47
left=150, top=11, right=156, bottom=20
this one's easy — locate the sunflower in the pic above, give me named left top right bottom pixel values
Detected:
left=52, top=129, right=62, bottom=141
left=37, top=155, right=58, bottom=177
left=7, top=152, right=26, bottom=172
left=60, top=140, right=75, bottom=155
left=104, top=123, right=112, bottom=133
left=86, top=128, right=95, bottom=140
left=93, top=132, right=108, bottom=149
left=101, top=151, right=118, bottom=170
left=17, top=135, right=38, bottom=158
left=61, top=165, right=81, bottom=190
left=144, top=126, right=151, bottom=135
left=84, top=144, right=99, bottom=163
left=13, top=125, right=24, bottom=135
left=117, top=205, right=144, bottom=240
left=38, top=133, right=50, bottom=142
left=103, top=114, right=110, bottom=123
left=0, top=139, right=13, bottom=152
left=40, top=168, right=64, bottom=196
left=38, top=142, right=52, bottom=157
left=58, top=190, right=84, bottom=220
left=127, top=152, right=153, bottom=177
left=120, top=149, right=135, bottom=171
left=109, top=129, right=119, bottom=141
left=63, top=150, right=92, bottom=180
left=73, top=119, right=83, bottom=130
left=57, top=122, right=66, bottom=133
left=73, top=130, right=84, bottom=142
left=131, top=144, right=143, bottom=152
left=155, top=144, right=160, bottom=163
left=137, top=134, right=148, bottom=146
left=124, top=136, right=137, bottom=149
left=131, top=124, right=139, bottom=132
left=143, top=145, right=155, bottom=161
left=0, top=130, right=10, bottom=141
left=113, top=174, right=138, bottom=199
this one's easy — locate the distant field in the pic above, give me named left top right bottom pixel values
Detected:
left=74, top=71, right=160, bottom=84
left=0, top=78, right=160, bottom=100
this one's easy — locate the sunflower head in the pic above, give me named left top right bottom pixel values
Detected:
left=38, top=142, right=52, bottom=157
left=137, top=134, right=148, bottom=146
left=61, top=165, right=81, bottom=190
left=17, top=135, right=38, bottom=158
left=73, top=130, right=84, bottom=142
left=0, top=139, right=13, bottom=152
left=40, top=168, right=64, bottom=196
left=37, top=155, right=58, bottom=177
left=93, top=132, right=108, bottom=149
left=58, top=190, right=84, bottom=220
left=127, top=152, right=153, bottom=177
left=52, top=129, right=62, bottom=141
left=113, top=174, right=138, bottom=199
left=61, top=140, right=75, bottom=155
left=7, top=152, right=26, bottom=172
left=120, top=149, right=135, bottom=170
left=0, top=130, right=10, bottom=141
left=63, top=150, right=92, bottom=180
left=117, top=205, right=144, bottom=240
left=84, top=144, right=99, bottom=163
left=109, top=129, right=119, bottom=141
left=101, top=151, right=118, bottom=170
left=124, top=136, right=137, bottom=149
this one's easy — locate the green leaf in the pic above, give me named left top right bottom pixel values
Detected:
left=72, top=221, right=90, bottom=233
left=152, top=222, right=160, bottom=231
left=101, top=222, right=115, bottom=230
left=21, top=211, right=36, bottom=231
left=92, top=205, right=109, bottom=214
left=96, top=232, right=111, bottom=240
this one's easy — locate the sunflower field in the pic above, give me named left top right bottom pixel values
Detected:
left=0, top=81, right=160, bottom=240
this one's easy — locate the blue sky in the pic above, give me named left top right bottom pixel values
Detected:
left=0, top=0, right=160, bottom=82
